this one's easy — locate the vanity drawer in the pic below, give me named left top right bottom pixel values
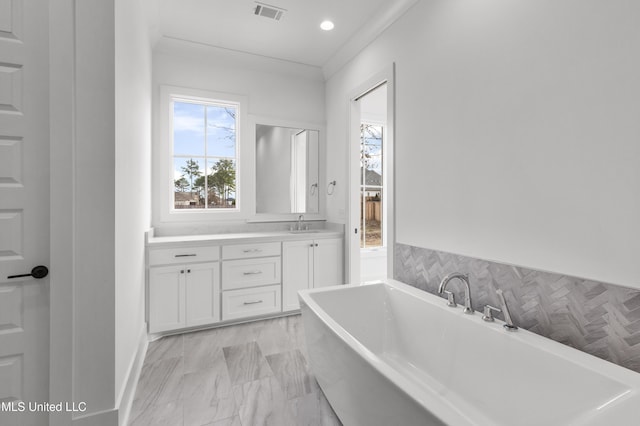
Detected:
left=222, top=285, right=281, bottom=321
left=222, top=242, right=281, bottom=260
left=222, top=257, right=281, bottom=290
left=149, top=246, right=220, bottom=266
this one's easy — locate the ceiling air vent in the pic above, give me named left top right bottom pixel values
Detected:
left=254, top=2, right=286, bottom=21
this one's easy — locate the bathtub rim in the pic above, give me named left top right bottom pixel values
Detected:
left=298, top=278, right=640, bottom=426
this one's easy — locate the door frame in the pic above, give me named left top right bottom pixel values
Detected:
left=49, top=1, right=78, bottom=425
left=347, top=64, right=395, bottom=284
left=50, top=1, right=119, bottom=424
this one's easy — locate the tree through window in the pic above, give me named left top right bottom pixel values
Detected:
left=360, top=123, right=383, bottom=248
left=172, top=99, right=238, bottom=209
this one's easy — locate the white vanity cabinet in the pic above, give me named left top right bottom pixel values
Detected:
left=283, top=237, right=344, bottom=311
left=282, top=240, right=313, bottom=311
left=148, top=246, right=221, bottom=333
left=146, top=231, right=344, bottom=334
left=221, top=241, right=282, bottom=321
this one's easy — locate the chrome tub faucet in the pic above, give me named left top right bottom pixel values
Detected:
left=438, top=272, right=473, bottom=314
left=496, top=289, right=518, bottom=331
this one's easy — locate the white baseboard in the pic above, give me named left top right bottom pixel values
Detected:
left=72, top=408, right=119, bottom=426
left=68, top=324, right=148, bottom=426
left=117, top=322, right=149, bottom=426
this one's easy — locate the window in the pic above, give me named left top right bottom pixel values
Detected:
left=171, top=97, right=239, bottom=210
left=360, top=123, right=384, bottom=248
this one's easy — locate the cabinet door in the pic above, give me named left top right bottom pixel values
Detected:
left=149, top=265, right=186, bottom=333
left=282, top=240, right=313, bottom=311
left=314, top=238, right=344, bottom=288
left=185, top=262, right=220, bottom=327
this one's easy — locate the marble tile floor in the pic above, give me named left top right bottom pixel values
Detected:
left=129, top=314, right=342, bottom=426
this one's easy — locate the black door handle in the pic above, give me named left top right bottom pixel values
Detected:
left=7, top=265, right=49, bottom=280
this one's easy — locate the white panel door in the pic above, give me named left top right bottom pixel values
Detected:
left=313, top=238, right=344, bottom=288
left=149, top=266, right=186, bottom=333
left=282, top=240, right=313, bottom=311
left=185, top=262, right=220, bottom=327
left=0, top=0, right=50, bottom=425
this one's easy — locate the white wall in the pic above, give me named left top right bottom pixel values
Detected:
left=153, top=38, right=325, bottom=123
left=152, top=37, right=325, bottom=229
left=115, top=0, right=152, bottom=411
left=360, top=84, right=387, bottom=125
left=74, top=0, right=117, bottom=417
left=49, top=0, right=118, bottom=423
left=51, top=1, right=152, bottom=424
left=326, top=0, right=640, bottom=288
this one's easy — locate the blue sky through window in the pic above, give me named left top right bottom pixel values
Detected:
left=173, top=102, right=205, bottom=156
left=173, top=101, right=237, bottom=159
left=206, top=105, right=236, bottom=158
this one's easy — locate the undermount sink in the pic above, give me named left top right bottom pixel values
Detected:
left=289, top=229, right=322, bottom=234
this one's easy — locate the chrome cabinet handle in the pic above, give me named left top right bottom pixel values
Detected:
left=243, top=300, right=263, bottom=305
left=482, top=305, right=501, bottom=322
left=175, top=254, right=197, bottom=258
left=243, top=271, right=263, bottom=275
left=242, top=249, right=263, bottom=253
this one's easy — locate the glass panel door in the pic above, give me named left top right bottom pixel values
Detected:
left=360, top=123, right=383, bottom=248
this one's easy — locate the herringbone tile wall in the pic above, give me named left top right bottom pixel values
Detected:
left=394, top=243, right=640, bottom=373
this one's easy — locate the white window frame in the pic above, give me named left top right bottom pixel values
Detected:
left=155, top=86, right=249, bottom=224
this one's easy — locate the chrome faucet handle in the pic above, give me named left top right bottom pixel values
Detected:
left=482, top=305, right=501, bottom=322
left=444, top=290, right=457, bottom=307
left=496, top=289, right=518, bottom=331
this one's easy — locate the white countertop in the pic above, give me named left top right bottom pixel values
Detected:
left=146, top=229, right=344, bottom=248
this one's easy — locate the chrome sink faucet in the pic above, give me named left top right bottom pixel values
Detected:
left=438, top=272, right=473, bottom=314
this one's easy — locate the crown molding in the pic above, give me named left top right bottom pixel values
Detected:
left=322, top=0, right=419, bottom=80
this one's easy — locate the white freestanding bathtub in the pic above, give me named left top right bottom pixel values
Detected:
left=299, top=279, right=640, bottom=426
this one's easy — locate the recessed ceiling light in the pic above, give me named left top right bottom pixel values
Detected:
left=320, top=20, right=335, bottom=31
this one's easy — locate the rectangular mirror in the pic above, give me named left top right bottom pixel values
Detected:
left=256, top=124, right=319, bottom=214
